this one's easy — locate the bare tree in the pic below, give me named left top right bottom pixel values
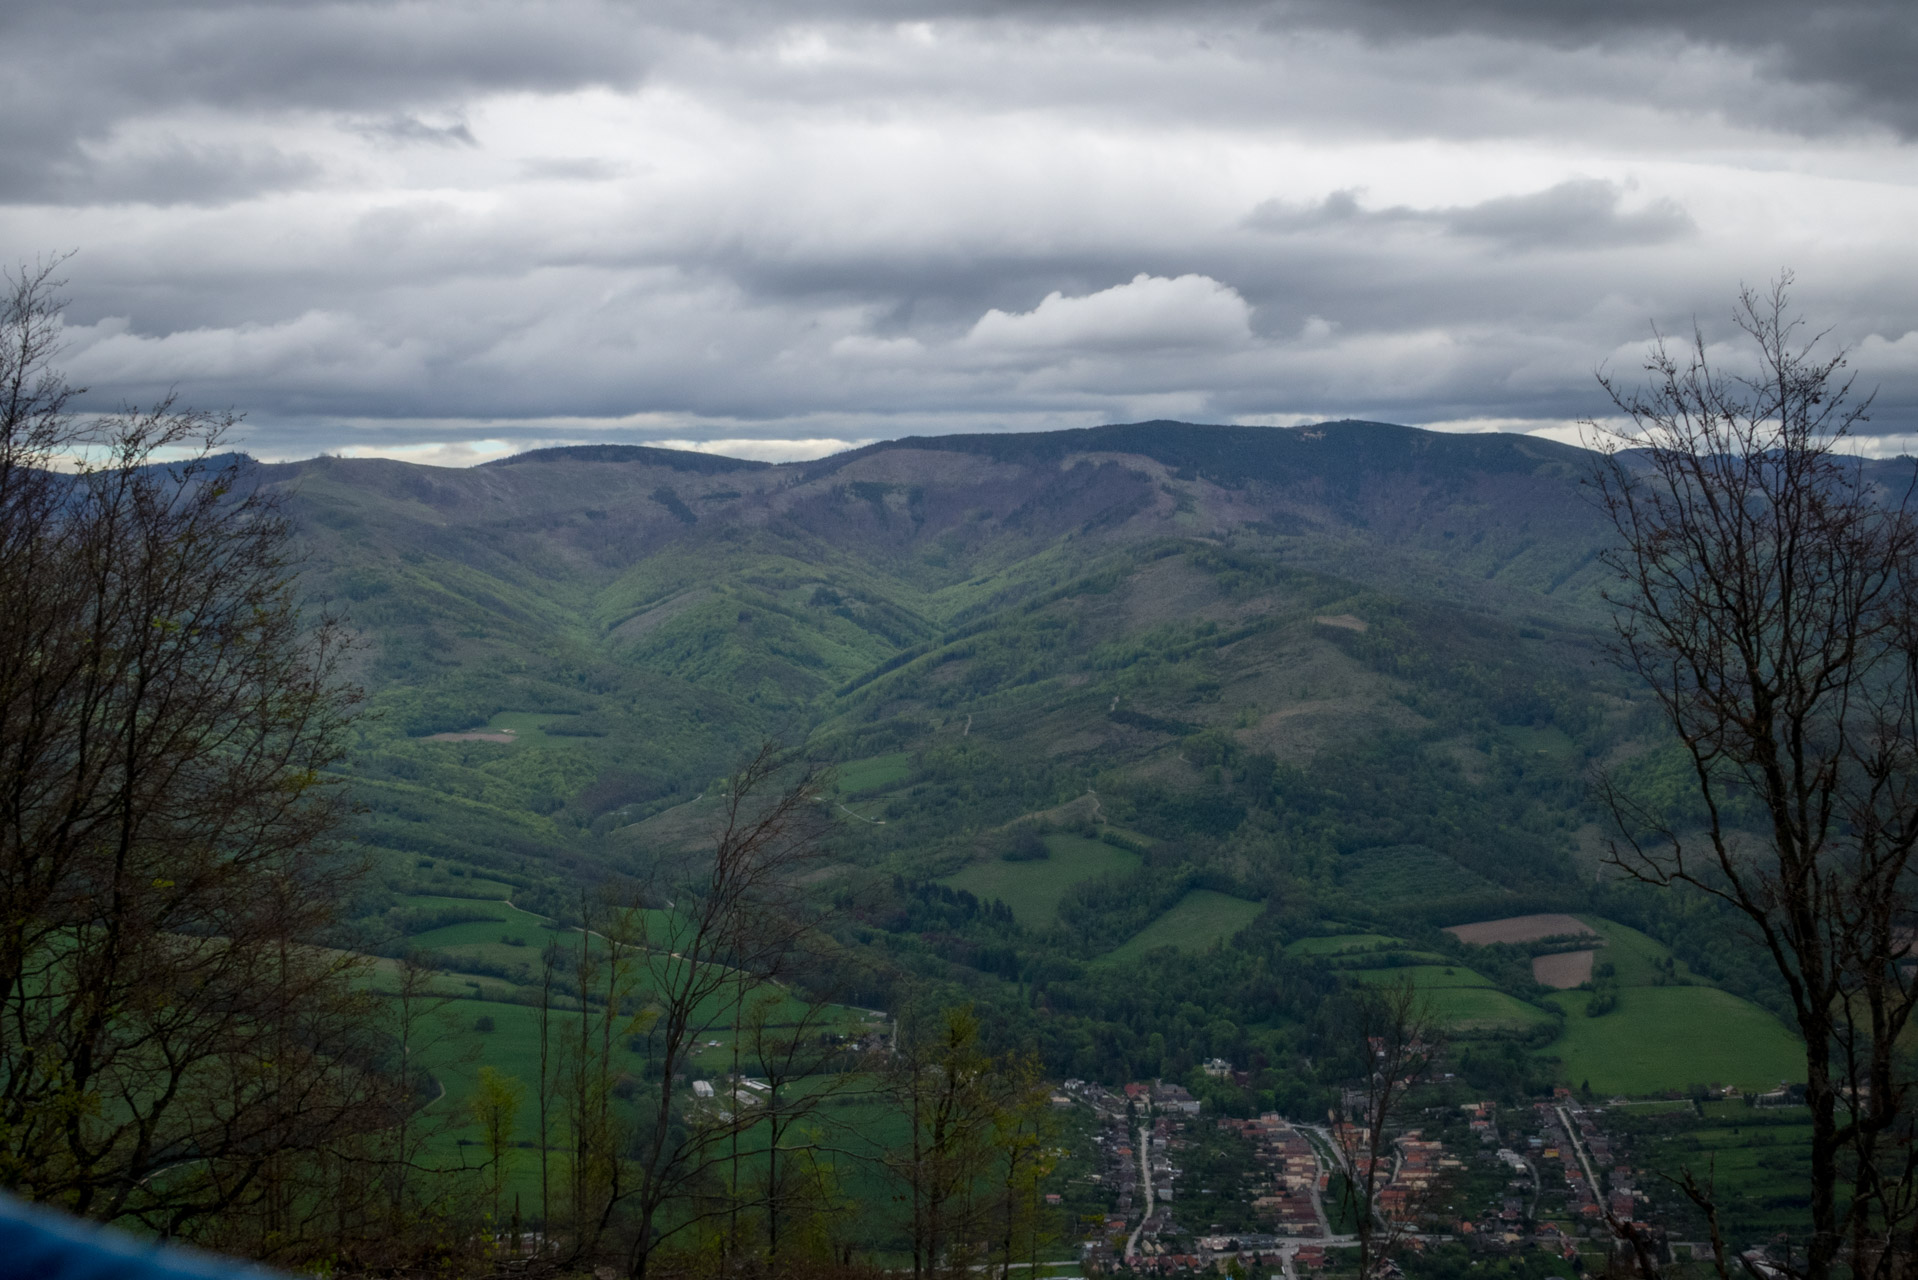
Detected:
left=888, top=1005, right=1006, bottom=1280
left=470, top=1065, right=527, bottom=1227
left=538, top=935, right=564, bottom=1237
left=383, top=950, right=458, bottom=1238
left=1588, top=274, right=1918, bottom=1280
left=0, top=258, right=370, bottom=1247
left=614, top=742, right=837, bottom=1280
left=1332, top=976, right=1439, bottom=1280
left=987, top=1053, right=1056, bottom=1280
left=736, top=985, right=872, bottom=1264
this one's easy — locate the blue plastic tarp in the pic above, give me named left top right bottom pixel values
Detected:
left=0, top=1194, right=284, bottom=1280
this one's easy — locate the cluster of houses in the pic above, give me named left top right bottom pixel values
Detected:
left=1377, top=1132, right=1457, bottom=1221
left=1060, top=1079, right=1144, bottom=1271
left=1060, top=1077, right=1213, bottom=1273
left=1217, top=1114, right=1325, bottom=1237
left=1327, top=1115, right=1458, bottom=1225
left=1537, top=1096, right=1642, bottom=1227
left=1057, top=1075, right=1680, bottom=1276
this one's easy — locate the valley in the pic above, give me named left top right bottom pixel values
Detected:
left=261, top=419, right=1834, bottom=1261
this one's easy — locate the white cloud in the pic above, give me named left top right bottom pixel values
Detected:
left=331, top=439, right=521, bottom=467
left=647, top=436, right=875, bottom=462
left=310, top=435, right=869, bottom=466
left=830, top=334, right=926, bottom=361
left=1857, top=330, right=1918, bottom=374
left=965, top=274, right=1253, bottom=356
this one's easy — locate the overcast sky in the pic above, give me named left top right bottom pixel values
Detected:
left=5, top=0, right=1918, bottom=464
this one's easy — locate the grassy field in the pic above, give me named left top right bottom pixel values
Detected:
left=408, top=900, right=554, bottom=953
left=836, top=752, right=912, bottom=794
left=406, top=868, right=520, bottom=899
left=1522, top=915, right=1803, bottom=1095
left=1099, top=889, right=1263, bottom=965
left=1347, top=963, right=1497, bottom=988
left=400, top=991, right=895, bottom=1217
left=1544, top=985, right=1802, bottom=1095
left=1286, top=932, right=1556, bottom=1031
left=1610, top=1105, right=1813, bottom=1242
left=1611, top=1099, right=1696, bottom=1114
left=943, top=833, right=1141, bottom=926
left=1502, top=724, right=1579, bottom=762
left=1345, top=962, right=1558, bottom=1032
left=1576, top=914, right=1706, bottom=984
left=418, top=710, right=586, bottom=746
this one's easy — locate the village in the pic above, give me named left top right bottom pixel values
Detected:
left=1057, top=1069, right=1667, bottom=1279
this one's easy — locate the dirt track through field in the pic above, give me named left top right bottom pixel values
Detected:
left=1445, top=913, right=1596, bottom=945
left=1532, top=949, right=1597, bottom=988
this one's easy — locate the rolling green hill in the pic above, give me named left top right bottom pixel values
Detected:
left=270, top=418, right=1806, bottom=1094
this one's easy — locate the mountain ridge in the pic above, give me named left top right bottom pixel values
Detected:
left=280, top=417, right=1636, bottom=923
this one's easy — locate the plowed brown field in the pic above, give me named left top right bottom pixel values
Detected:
left=1446, top=913, right=1596, bottom=945
left=1532, top=949, right=1597, bottom=988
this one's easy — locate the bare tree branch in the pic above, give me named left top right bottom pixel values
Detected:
left=1586, top=274, right=1918, bottom=1280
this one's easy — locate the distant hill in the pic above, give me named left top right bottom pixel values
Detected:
left=274, top=421, right=1755, bottom=1003
left=260, top=416, right=1867, bottom=1114
left=272, top=420, right=1643, bottom=925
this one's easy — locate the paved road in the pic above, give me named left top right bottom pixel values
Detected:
left=1298, top=1125, right=1336, bottom=1238
left=1555, top=1105, right=1602, bottom=1193
left=1124, top=1104, right=1155, bottom=1262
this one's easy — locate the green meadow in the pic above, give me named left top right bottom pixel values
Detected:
left=1346, top=963, right=1557, bottom=1033
left=1099, top=889, right=1263, bottom=965
left=1544, top=985, right=1802, bottom=1095
left=943, top=833, right=1142, bottom=926
left=1531, top=915, right=1803, bottom=1095
left=1610, top=1104, right=1815, bottom=1242
left=835, top=752, right=912, bottom=795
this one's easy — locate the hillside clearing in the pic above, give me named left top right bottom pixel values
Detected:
left=942, top=834, right=1141, bottom=926
left=837, top=752, right=911, bottom=794
left=1346, top=962, right=1557, bottom=1032
left=1099, top=890, right=1263, bottom=965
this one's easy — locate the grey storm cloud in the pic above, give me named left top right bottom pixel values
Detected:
left=1247, top=181, right=1697, bottom=252
left=832, top=0, right=1918, bottom=138
left=356, top=116, right=480, bottom=148
left=0, top=0, right=652, bottom=203
left=1, top=0, right=1915, bottom=460
left=1270, top=0, right=1918, bottom=139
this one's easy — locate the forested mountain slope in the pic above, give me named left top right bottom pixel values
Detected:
left=274, top=422, right=1599, bottom=876
left=262, top=423, right=1808, bottom=1017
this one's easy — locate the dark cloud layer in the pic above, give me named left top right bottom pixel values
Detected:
left=871, top=0, right=1918, bottom=138
left=1248, top=181, right=1696, bottom=251
left=1274, top=0, right=1918, bottom=138
left=0, top=0, right=1914, bottom=459
left=0, top=1, right=651, bottom=202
